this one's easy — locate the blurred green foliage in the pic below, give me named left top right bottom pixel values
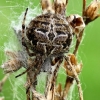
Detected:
left=0, top=0, right=100, bottom=100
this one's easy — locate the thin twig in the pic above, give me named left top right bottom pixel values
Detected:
left=73, top=0, right=86, bottom=55
left=67, top=58, right=83, bottom=100
left=31, top=86, right=46, bottom=100
left=63, top=76, right=74, bottom=99
left=82, top=0, right=86, bottom=16
left=46, top=61, right=61, bottom=100
left=0, top=74, right=10, bottom=92
left=26, top=74, right=31, bottom=100
left=73, top=29, right=84, bottom=55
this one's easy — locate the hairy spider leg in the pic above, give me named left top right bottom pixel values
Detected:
left=22, top=8, right=28, bottom=35
left=21, top=8, right=36, bottom=57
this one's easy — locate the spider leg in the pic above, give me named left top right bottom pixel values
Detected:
left=29, top=55, right=45, bottom=100
left=21, top=8, right=37, bottom=57
left=22, top=37, right=36, bottom=57
left=16, top=55, right=41, bottom=99
left=22, top=8, right=28, bottom=35
left=15, top=66, right=31, bottom=78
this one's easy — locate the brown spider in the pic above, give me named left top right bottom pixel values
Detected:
left=1, top=0, right=100, bottom=100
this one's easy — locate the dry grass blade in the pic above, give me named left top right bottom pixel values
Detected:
left=0, top=74, right=10, bottom=92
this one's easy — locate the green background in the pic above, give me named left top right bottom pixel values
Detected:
left=0, top=0, right=100, bottom=100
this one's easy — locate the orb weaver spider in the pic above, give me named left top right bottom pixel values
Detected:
left=1, top=0, right=100, bottom=100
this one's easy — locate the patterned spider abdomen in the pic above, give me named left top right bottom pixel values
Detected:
left=26, top=13, right=73, bottom=55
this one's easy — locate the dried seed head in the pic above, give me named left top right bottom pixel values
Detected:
left=1, top=51, right=22, bottom=73
left=1, top=59, right=22, bottom=73
left=54, top=0, right=68, bottom=15
left=41, top=0, right=55, bottom=14
left=84, top=0, right=100, bottom=24
left=64, top=54, right=82, bottom=77
left=54, top=83, right=62, bottom=99
left=1, top=51, right=28, bottom=73
left=67, top=14, right=85, bottom=34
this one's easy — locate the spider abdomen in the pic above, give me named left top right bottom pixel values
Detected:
left=26, top=13, right=73, bottom=55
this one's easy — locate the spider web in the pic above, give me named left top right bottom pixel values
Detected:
left=0, top=0, right=41, bottom=100
left=0, top=0, right=87, bottom=100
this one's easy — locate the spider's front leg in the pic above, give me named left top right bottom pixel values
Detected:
left=22, top=37, right=36, bottom=57
left=21, top=8, right=36, bottom=57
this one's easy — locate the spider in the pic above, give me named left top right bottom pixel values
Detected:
left=1, top=0, right=100, bottom=100
left=20, top=1, right=85, bottom=99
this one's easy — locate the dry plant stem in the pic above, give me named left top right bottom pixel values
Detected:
left=67, top=58, right=83, bottom=100
left=27, top=90, right=31, bottom=100
left=63, top=76, right=74, bottom=99
left=26, top=74, right=31, bottom=100
left=0, top=74, right=10, bottom=92
left=74, top=0, right=100, bottom=54
left=54, top=83, right=62, bottom=100
left=46, top=61, right=61, bottom=100
left=82, top=0, right=86, bottom=16
left=32, top=94, right=38, bottom=100
left=31, top=86, right=46, bottom=100
left=73, top=0, right=86, bottom=55
left=73, top=30, right=84, bottom=55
